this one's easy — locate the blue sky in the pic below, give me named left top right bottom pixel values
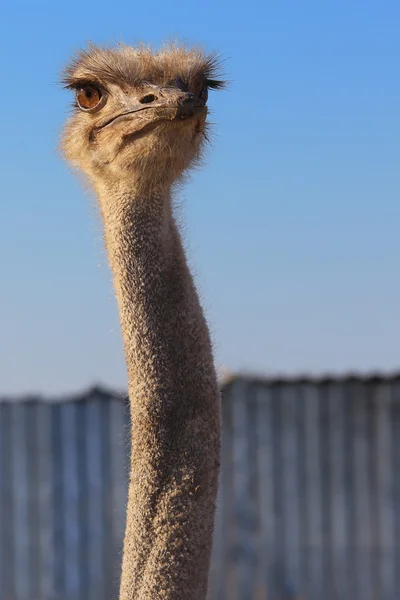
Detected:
left=1, top=0, right=399, bottom=395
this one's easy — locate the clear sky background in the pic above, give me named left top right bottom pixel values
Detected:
left=1, top=0, right=399, bottom=395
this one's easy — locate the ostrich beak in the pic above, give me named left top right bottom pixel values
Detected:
left=96, top=90, right=207, bottom=131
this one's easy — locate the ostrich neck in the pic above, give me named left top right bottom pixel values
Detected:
left=96, top=179, right=221, bottom=600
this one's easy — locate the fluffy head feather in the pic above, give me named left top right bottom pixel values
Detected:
left=61, top=42, right=225, bottom=189
left=63, top=42, right=225, bottom=91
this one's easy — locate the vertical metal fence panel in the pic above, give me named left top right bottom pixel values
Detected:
left=327, top=383, right=347, bottom=600
left=1, top=377, right=400, bottom=599
left=280, top=385, right=301, bottom=597
left=374, top=383, right=395, bottom=600
left=303, top=383, right=324, bottom=600
left=37, top=401, right=56, bottom=600
left=352, top=382, right=373, bottom=600
left=345, top=384, right=357, bottom=600
left=86, top=394, right=106, bottom=600
left=295, top=385, right=307, bottom=596
left=392, top=382, right=400, bottom=595
left=62, top=401, right=81, bottom=599
left=25, top=402, right=40, bottom=600
left=220, top=385, right=235, bottom=600
left=271, top=385, right=285, bottom=598
left=231, top=380, right=257, bottom=600
left=12, top=402, right=30, bottom=600
left=254, top=385, right=274, bottom=600
left=52, top=402, right=66, bottom=598
left=0, top=402, right=15, bottom=600
left=245, top=390, right=261, bottom=595
left=75, top=398, right=90, bottom=600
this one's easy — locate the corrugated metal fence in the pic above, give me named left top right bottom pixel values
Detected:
left=1, top=376, right=400, bottom=599
left=0, top=389, right=130, bottom=600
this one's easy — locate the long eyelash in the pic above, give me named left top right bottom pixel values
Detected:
left=206, top=78, right=226, bottom=90
left=63, top=78, right=100, bottom=91
left=201, top=51, right=227, bottom=89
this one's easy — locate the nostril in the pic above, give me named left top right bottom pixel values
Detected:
left=139, top=93, right=157, bottom=104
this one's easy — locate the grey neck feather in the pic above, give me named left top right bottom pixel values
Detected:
left=96, top=181, right=221, bottom=600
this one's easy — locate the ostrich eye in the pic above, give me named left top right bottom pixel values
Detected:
left=76, top=85, right=102, bottom=110
left=200, top=86, right=208, bottom=104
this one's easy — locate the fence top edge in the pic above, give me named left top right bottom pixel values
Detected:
left=220, top=371, right=400, bottom=392
left=3, top=371, right=400, bottom=404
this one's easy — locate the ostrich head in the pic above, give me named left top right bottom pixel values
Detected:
left=61, top=43, right=224, bottom=187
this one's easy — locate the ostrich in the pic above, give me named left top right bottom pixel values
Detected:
left=61, top=43, right=225, bottom=600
